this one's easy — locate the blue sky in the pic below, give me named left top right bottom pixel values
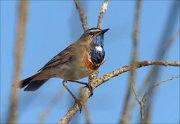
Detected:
left=1, top=0, right=179, bottom=123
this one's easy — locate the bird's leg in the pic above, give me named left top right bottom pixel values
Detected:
left=67, top=80, right=93, bottom=97
left=68, top=80, right=88, bottom=85
left=62, top=80, right=82, bottom=112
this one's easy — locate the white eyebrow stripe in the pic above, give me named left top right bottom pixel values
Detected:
left=88, top=28, right=101, bottom=33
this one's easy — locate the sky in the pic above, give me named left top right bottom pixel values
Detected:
left=1, top=0, right=179, bottom=123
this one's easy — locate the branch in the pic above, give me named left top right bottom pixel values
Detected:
left=129, top=29, right=180, bottom=120
left=97, top=0, right=109, bottom=28
left=139, top=76, right=179, bottom=123
left=141, top=30, right=180, bottom=97
left=131, top=0, right=142, bottom=106
left=120, top=0, right=142, bottom=122
left=144, top=2, right=179, bottom=123
left=159, top=30, right=180, bottom=57
left=8, top=0, right=28, bottom=123
left=142, top=76, right=179, bottom=104
left=74, top=0, right=88, bottom=31
left=58, top=60, right=180, bottom=123
left=84, top=104, right=91, bottom=124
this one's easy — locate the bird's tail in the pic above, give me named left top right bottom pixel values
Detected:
left=14, top=72, right=48, bottom=91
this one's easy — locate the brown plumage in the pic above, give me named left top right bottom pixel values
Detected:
left=15, top=28, right=109, bottom=102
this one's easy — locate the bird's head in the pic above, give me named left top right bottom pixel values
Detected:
left=79, top=28, right=109, bottom=46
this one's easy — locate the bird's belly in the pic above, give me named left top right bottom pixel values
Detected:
left=54, top=63, right=94, bottom=81
left=74, top=66, right=95, bottom=79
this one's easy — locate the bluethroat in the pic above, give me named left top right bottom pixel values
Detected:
left=15, top=28, right=109, bottom=109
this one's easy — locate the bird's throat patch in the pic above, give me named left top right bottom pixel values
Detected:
left=89, top=46, right=105, bottom=64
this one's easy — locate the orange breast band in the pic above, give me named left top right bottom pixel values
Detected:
left=82, top=51, right=100, bottom=70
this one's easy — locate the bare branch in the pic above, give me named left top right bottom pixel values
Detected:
left=130, top=0, right=142, bottom=105
left=74, top=0, right=88, bottom=31
left=159, top=30, right=180, bottom=57
left=129, top=29, right=180, bottom=122
left=144, top=2, right=179, bottom=122
left=139, top=76, right=179, bottom=123
left=95, top=61, right=180, bottom=87
left=120, top=0, right=142, bottom=122
left=59, top=60, right=180, bottom=123
left=59, top=103, right=79, bottom=124
left=97, top=0, right=109, bottom=28
left=8, top=0, right=28, bottom=123
left=140, top=30, right=180, bottom=96
left=142, top=75, right=179, bottom=104
left=84, top=104, right=91, bottom=124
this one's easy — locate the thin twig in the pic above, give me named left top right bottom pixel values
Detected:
left=37, top=88, right=64, bottom=123
left=8, top=0, right=28, bottom=123
left=120, top=0, right=142, bottom=123
left=58, top=60, right=180, bottom=123
left=142, top=76, right=179, bottom=104
left=97, top=0, right=109, bottom=28
left=139, top=76, right=180, bottom=123
left=144, top=2, right=179, bottom=122
left=129, top=30, right=180, bottom=119
left=159, top=30, right=180, bottom=57
left=74, top=0, right=88, bottom=31
left=84, top=104, right=91, bottom=124
left=140, top=30, right=180, bottom=97
left=131, top=0, right=142, bottom=105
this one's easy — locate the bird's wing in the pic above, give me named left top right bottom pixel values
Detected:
left=38, top=45, right=75, bottom=72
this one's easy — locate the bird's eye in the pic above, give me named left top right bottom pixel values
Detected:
left=89, top=32, right=94, bottom=36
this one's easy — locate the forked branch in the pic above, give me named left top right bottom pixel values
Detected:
left=140, top=76, right=179, bottom=123
left=129, top=29, right=180, bottom=122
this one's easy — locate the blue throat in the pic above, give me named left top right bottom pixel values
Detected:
left=89, top=34, right=105, bottom=64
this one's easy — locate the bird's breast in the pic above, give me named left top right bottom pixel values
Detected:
left=82, top=51, right=101, bottom=71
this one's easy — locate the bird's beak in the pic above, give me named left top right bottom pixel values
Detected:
left=101, top=28, right=109, bottom=34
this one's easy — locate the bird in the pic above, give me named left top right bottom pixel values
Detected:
left=15, top=27, right=109, bottom=109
